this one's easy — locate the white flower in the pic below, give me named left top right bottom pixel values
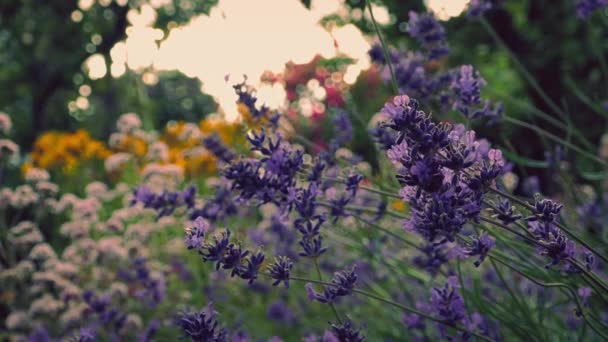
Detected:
left=0, top=112, right=13, bottom=135
left=116, top=113, right=142, bottom=133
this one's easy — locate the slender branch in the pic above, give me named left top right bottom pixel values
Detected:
left=502, top=115, right=607, bottom=167
left=351, top=214, right=418, bottom=249
left=487, top=88, right=594, bottom=150
left=322, top=177, right=402, bottom=199
left=271, top=274, right=495, bottom=341
left=490, top=256, right=608, bottom=340
left=479, top=216, right=539, bottom=246
left=488, top=187, right=608, bottom=265
left=366, top=0, right=399, bottom=95
left=313, top=257, right=342, bottom=324
left=479, top=17, right=568, bottom=123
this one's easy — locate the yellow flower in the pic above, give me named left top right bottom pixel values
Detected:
left=391, top=200, right=406, bottom=212
left=29, top=130, right=110, bottom=175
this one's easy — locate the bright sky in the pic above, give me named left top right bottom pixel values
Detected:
left=83, top=0, right=468, bottom=121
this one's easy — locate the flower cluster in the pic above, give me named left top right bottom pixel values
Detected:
left=186, top=217, right=265, bottom=285
left=369, top=12, right=503, bottom=123
left=234, top=81, right=279, bottom=129
left=108, top=113, right=245, bottom=180
left=176, top=304, right=227, bottom=342
left=406, top=11, right=450, bottom=61
left=131, top=184, right=196, bottom=219
left=378, top=95, right=503, bottom=269
left=27, top=129, right=110, bottom=174
left=306, top=266, right=358, bottom=304
left=576, top=0, right=608, bottom=19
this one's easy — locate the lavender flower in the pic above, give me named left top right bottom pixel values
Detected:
left=137, top=320, right=160, bottom=342
left=224, top=130, right=303, bottom=206
left=189, top=184, right=238, bottom=223
left=185, top=217, right=208, bottom=250
left=239, top=250, right=265, bottom=284
left=267, top=301, right=297, bottom=325
left=407, top=11, right=450, bottom=60
left=203, top=134, right=236, bottom=163
left=430, top=277, right=467, bottom=325
left=413, top=242, right=451, bottom=275
left=528, top=222, right=575, bottom=268
left=118, top=258, right=166, bottom=307
left=306, top=266, right=357, bottom=304
left=330, top=110, right=353, bottom=151
left=131, top=185, right=197, bottom=219
left=327, top=320, right=365, bottom=342
left=234, top=81, right=279, bottom=126
left=576, top=0, right=608, bottom=19
left=200, top=230, right=232, bottom=270
left=451, top=65, right=485, bottom=119
left=491, top=199, right=522, bottom=225
left=465, top=233, right=495, bottom=267
left=82, top=290, right=127, bottom=332
left=72, top=328, right=96, bottom=342
left=526, top=195, right=563, bottom=223
left=467, top=0, right=493, bottom=17
left=176, top=304, right=227, bottom=342
left=267, top=256, right=293, bottom=288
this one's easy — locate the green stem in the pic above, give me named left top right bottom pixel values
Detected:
left=366, top=0, right=399, bottom=95
left=317, top=201, right=409, bottom=220
left=503, top=115, right=607, bottom=167
left=489, top=187, right=608, bottom=265
left=564, top=77, right=608, bottom=120
left=278, top=274, right=495, bottom=341
left=489, top=258, right=544, bottom=340
left=313, top=257, right=342, bottom=324
left=490, top=255, right=608, bottom=340
left=479, top=17, right=568, bottom=122
left=351, top=214, right=416, bottom=248
left=323, top=177, right=402, bottom=199
left=479, top=216, right=539, bottom=246
left=488, top=88, right=594, bottom=150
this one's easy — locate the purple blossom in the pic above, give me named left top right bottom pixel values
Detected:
left=491, top=199, right=522, bottom=225
left=412, top=242, right=451, bottom=275
left=430, top=277, right=467, bottom=325
left=267, top=301, right=297, bottom=325
left=185, top=217, right=209, bottom=250
left=528, top=222, right=576, bottom=268
left=526, top=195, right=564, bottom=224
left=137, top=320, right=160, bottom=342
left=467, top=0, right=493, bottom=17
left=402, top=313, right=426, bottom=330
left=267, top=256, right=293, bottom=288
left=189, top=184, right=238, bottom=223
left=203, top=134, right=236, bottom=163
left=328, top=320, right=365, bottom=342
left=330, top=110, right=353, bottom=150
left=131, top=185, right=197, bottom=219
left=224, top=131, right=303, bottom=207
left=576, top=0, right=608, bottom=19
left=176, top=304, right=227, bottom=342
left=234, top=81, right=279, bottom=126
left=451, top=65, right=488, bottom=119
left=82, top=290, right=127, bottom=332
left=307, top=266, right=357, bottom=304
left=118, top=258, right=166, bottom=307
left=465, top=233, right=495, bottom=267
left=200, top=230, right=232, bottom=270
left=407, top=11, right=450, bottom=60
left=578, top=287, right=593, bottom=306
